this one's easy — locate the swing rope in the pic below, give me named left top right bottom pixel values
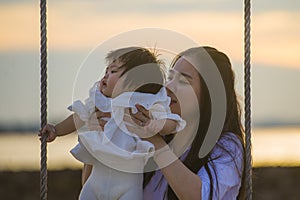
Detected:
left=39, top=0, right=253, bottom=199
left=40, top=0, right=48, bottom=199
left=244, top=0, right=252, bottom=199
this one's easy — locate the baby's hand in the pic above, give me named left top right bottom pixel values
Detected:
left=38, top=124, right=57, bottom=142
left=144, top=119, right=177, bottom=136
left=125, top=118, right=164, bottom=139
left=146, top=119, right=165, bottom=136
left=88, top=108, right=110, bottom=131
left=98, top=80, right=104, bottom=91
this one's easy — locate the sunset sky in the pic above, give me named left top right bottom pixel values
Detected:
left=1, top=0, right=299, bottom=67
left=0, top=0, right=299, bottom=127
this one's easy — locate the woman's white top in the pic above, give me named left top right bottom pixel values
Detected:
left=69, top=82, right=186, bottom=173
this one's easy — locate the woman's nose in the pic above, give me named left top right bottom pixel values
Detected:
left=103, top=72, right=109, bottom=79
left=165, top=79, right=177, bottom=93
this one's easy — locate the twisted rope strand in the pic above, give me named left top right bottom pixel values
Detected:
left=40, top=0, right=48, bottom=199
left=244, top=0, right=252, bottom=199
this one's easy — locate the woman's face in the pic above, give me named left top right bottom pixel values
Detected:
left=166, top=57, right=201, bottom=117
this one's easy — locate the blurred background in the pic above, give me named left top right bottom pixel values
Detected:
left=0, top=0, right=299, bottom=199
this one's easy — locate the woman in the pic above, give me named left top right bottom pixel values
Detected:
left=93, top=46, right=245, bottom=199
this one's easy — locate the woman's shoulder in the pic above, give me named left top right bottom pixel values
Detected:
left=218, top=132, right=243, bottom=147
left=199, top=132, right=244, bottom=199
left=210, top=132, right=244, bottom=163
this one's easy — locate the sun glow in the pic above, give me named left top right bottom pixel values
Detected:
left=0, top=3, right=299, bottom=68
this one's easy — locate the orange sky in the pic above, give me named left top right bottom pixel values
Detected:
left=0, top=2, right=299, bottom=68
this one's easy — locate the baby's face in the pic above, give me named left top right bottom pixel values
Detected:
left=100, top=59, right=125, bottom=97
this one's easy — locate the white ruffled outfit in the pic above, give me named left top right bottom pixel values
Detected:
left=69, top=82, right=185, bottom=200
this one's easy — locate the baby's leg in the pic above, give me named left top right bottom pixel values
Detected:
left=119, top=186, right=143, bottom=200
left=79, top=180, right=98, bottom=200
left=79, top=163, right=106, bottom=200
left=82, top=164, right=92, bottom=185
left=110, top=169, right=143, bottom=200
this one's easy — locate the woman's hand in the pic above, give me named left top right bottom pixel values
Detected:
left=38, top=124, right=57, bottom=142
left=87, top=108, right=111, bottom=131
left=124, top=104, right=154, bottom=138
left=124, top=105, right=166, bottom=140
left=129, top=104, right=151, bottom=127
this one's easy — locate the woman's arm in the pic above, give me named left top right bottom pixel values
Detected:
left=148, top=135, right=202, bottom=200
left=127, top=105, right=201, bottom=199
left=126, top=105, right=202, bottom=199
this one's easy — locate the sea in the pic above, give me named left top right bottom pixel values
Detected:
left=1, top=126, right=300, bottom=171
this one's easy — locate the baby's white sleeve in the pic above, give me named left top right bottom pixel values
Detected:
left=166, top=112, right=186, bottom=132
left=68, top=99, right=93, bottom=122
left=150, top=103, right=186, bottom=133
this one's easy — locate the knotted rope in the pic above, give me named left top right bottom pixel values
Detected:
left=40, top=0, right=48, bottom=199
left=244, top=0, right=252, bottom=199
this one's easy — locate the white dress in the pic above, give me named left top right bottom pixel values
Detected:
left=69, top=82, right=186, bottom=200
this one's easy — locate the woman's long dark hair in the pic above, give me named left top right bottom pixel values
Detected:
left=143, top=46, right=246, bottom=200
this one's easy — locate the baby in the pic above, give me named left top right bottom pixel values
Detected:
left=40, top=47, right=186, bottom=200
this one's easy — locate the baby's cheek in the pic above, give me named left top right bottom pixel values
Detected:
left=98, top=80, right=103, bottom=89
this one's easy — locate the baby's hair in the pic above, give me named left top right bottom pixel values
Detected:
left=106, top=47, right=166, bottom=94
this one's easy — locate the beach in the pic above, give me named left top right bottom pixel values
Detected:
left=1, top=167, right=300, bottom=200
left=1, top=127, right=300, bottom=199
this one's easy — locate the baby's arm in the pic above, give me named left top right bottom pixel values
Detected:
left=55, top=113, right=84, bottom=136
left=159, top=119, right=177, bottom=135
left=147, top=103, right=185, bottom=136
left=147, top=119, right=177, bottom=136
left=39, top=113, right=84, bottom=142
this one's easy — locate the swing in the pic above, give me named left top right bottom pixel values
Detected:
left=39, top=0, right=252, bottom=199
